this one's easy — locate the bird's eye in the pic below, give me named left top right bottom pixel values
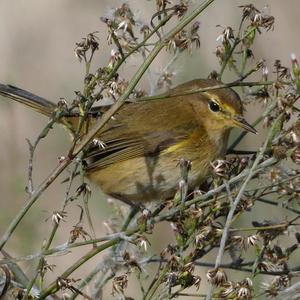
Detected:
left=208, top=100, right=220, bottom=112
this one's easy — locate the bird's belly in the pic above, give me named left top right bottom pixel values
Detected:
left=87, top=145, right=220, bottom=203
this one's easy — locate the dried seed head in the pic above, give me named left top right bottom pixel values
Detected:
left=69, top=225, right=90, bottom=244
left=166, top=272, right=178, bottom=287
left=58, top=156, right=66, bottom=163
left=51, top=210, right=67, bottom=225
left=57, top=98, right=68, bottom=110
left=247, top=234, right=259, bottom=247
left=269, top=168, right=282, bottom=183
left=236, top=278, right=253, bottom=299
left=231, top=235, right=245, bottom=249
left=112, top=274, right=128, bottom=296
left=237, top=286, right=252, bottom=299
left=92, top=138, right=107, bottom=149
left=206, top=268, right=227, bottom=286
left=262, top=65, right=269, bottom=81
left=272, top=145, right=287, bottom=160
left=156, top=0, right=171, bottom=11
left=136, top=235, right=150, bottom=252
left=195, top=225, right=213, bottom=246
left=239, top=4, right=260, bottom=21
left=291, top=121, right=300, bottom=144
left=108, top=49, right=122, bottom=69
left=274, top=60, right=291, bottom=79
left=211, top=159, right=230, bottom=178
left=215, top=45, right=226, bottom=62
left=261, top=275, right=290, bottom=297
left=216, top=26, right=234, bottom=44
left=291, top=146, right=300, bottom=164
left=174, top=1, right=188, bottom=18
left=156, top=71, right=175, bottom=90
left=220, top=281, right=235, bottom=297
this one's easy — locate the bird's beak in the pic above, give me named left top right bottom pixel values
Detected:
left=233, top=116, right=257, bottom=134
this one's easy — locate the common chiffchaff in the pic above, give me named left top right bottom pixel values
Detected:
left=0, top=79, right=256, bottom=204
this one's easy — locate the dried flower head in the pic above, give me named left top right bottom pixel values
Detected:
left=40, top=261, right=56, bottom=278
left=173, top=1, right=189, bottom=18
left=166, top=272, right=178, bottom=287
left=69, top=225, right=90, bottom=244
left=195, top=225, right=213, bottom=246
left=206, top=268, right=227, bottom=286
left=274, top=60, right=291, bottom=79
left=261, top=275, right=290, bottom=298
left=215, top=45, right=226, bottom=63
left=216, top=26, right=234, bottom=44
left=112, top=274, right=128, bottom=296
left=156, top=71, right=176, bottom=90
left=236, top=278, right=253, bottom=299
left=166, top=21, right=200, bottom=53
left=51, top=210, right=67, bottom=225
left=220, top=281, right=236, bottom=298
left=239, top=4, right=260, bottom=21
left=92, top=138, right=107, bottom=149
left=74, top=32, right=99, bottom=62
left=108, top=49, right=122, bottom=69
left=291, top=146, right=300, bottom=164
left=156, top=0, right=171, bottom=12
left=291, top=120, right=300, bottom=144
left=272, top=145, right=287, bottom=160
left=211, top=159, right=230, bottom=178
left=247, top=234, right=259, bottom=247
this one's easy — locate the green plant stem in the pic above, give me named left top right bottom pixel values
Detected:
left=218, top=27, right=256, bottom=80
left=219, top=39, right=240, bottom=80
left=22, top=223, right=59, bottom=300
left=68, top=262, right=113, bottom=300
left=121, top=206, right=140, bottom=231
left=143, top=265, right=169, bottom=300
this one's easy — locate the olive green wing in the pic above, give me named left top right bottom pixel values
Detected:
left=84, top=128, right=188, bottom=171
left=83, top=92, right=200, bottom=171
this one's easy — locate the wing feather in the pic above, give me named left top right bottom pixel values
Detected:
left=83, top=96, right=200, bottom=171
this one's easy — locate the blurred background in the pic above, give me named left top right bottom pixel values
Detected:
left=0, top=0, right=299, bottom=298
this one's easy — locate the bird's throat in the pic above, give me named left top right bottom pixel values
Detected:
left=207, top=128, right=230, bottom=157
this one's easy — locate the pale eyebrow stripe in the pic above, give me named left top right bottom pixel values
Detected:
left=203, top=92, right=221, bottom=104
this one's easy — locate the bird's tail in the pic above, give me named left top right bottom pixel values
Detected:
left=0, top=83, right=55, bottom=117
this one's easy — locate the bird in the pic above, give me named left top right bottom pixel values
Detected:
left=0, top=79, right=256, bottom=205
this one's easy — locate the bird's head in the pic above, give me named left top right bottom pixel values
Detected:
left=174, top=79, right=257, bottom=135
